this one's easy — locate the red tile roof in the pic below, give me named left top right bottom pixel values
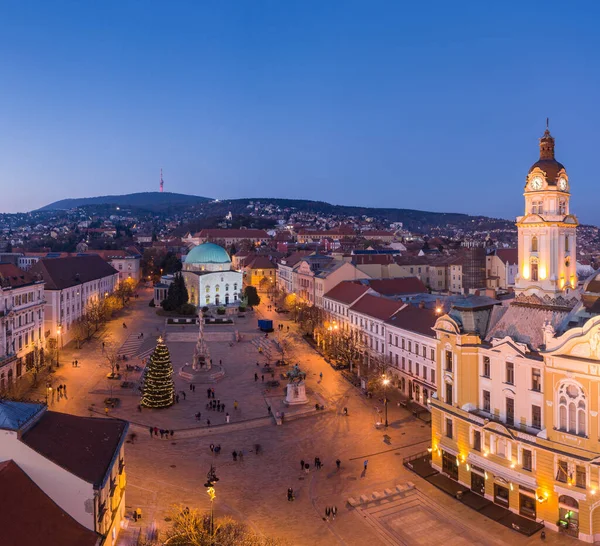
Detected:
left=323, top=281, right=370, bottom=305
left=197, top=229, right=269, bottom=239
left=0, top=460, right=100, bottom=546
left=385, top=304, right=437, bottom=337
left=0, top=264, right=40, bottom=288
left=246, top=256, right=277, bottom=269
left=349, top=294, right=405, bottom=321
left=362, top=277, right=428, bottom=296
left=496, top=248, right=518, bottom=265
left=22, top=412, right=128, bottom=486
left=30, top=255, right=118, bottom=290
left=353, top=254, right=395, bottom=265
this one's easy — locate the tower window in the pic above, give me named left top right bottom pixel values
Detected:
left=531, top=201, right=543, bottom=214
left=531, top=236, right=538, bottom=252
left=565, top=236, right=569, bottom=252
left=559, top=200, right=566, bottom=215
left=531, top=262, right=539, bottom=282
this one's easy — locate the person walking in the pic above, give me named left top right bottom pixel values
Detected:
left=336, top=459, right=341, bottom=471
left=226, top=413, right=230, bottom=423
left=304, top=463, right=310, bottom=474
left=254, top=372, right=258, bottom=382
left=319, top=372, right=323, bottom=381
left=325, top=507, right=331, bottom=521
left=332, top=506, right=337, bottom=520
left=314, top=456, right=319, bottom=469
left=363, top=460, right=368, bottom=473
left=182, top=391, right=186, bottom=400
left=207, top=387, right=211, bottom=398
left=149, top=426, right=153, bottom=438
left=210, top=387, right=214, bottom=398
left=206, top=419, right=211, bottom=427
left=210, top=443, right=215, bottom=453
left=300, top=459, right=305, bottom=471
left=232, top=450, right=237, bottom=461
left=261, top=374, right=265, bottom=382
left=176, top=394, right=180, bottom=403
left=191, top=384, right=194, bottom=392
left=287, top=487, right=294, bottom=501
left=234, top=400, right=238, bottom=410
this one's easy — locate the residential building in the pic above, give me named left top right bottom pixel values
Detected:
left=31, top=256, right=119, bottom=346
left=323, top=282, right=371, bottom=332
left=276, top=252, right=310, bottom=295
left=185, top=228, right=270, bottom=247
left=429, top=128, right=600, bottom=541
left=243, top=256, right=277, bottom=290
left=0, top=402, right=127, bottom=545
left=386, top=304, right=438, bottom=406
left=0, top=264, right=46, bottom=392
left=487, top=249, right=519, bottom=290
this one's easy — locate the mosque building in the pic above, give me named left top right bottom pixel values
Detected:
left=181, top=242, right=242, bottom=307
left=429, top=126, right=600, bottom=541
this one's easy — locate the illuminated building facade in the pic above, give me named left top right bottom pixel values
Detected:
left=430, top=128, right=600, bottom=541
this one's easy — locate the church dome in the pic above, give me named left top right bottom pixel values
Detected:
left=185, top=243, right=231, bottom=265
left=527, top=126, right=566, bottom=186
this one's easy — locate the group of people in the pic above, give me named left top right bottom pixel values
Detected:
left=54, top=383, right=68, bottom=400
left=70, top=360, right=79, bottom=367
left=299, top=456, right=324, bottom=473
left=149, top=427, right=174, bottom=439
left=324, top=506, right=338, bottom=521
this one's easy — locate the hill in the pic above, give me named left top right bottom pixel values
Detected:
left=37, top=192, right=211, bottom=212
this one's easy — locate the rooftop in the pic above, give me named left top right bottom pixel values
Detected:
left=323, top=281, right=370, bottom=305
left=349, top=294, right=405, bottom=321
left=385, top=304, right=437, bottom=337
left=0, top=460, right=100, bottom=546
left=30, top=255, right=118, bottom=290
left=0, top=263, right=41, bottom=289
left=22, top=411, right=128, bottom=486
left=0, top=401, right=45, bottom=431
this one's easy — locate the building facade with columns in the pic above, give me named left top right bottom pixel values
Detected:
left=430, top=128, right=600, bottom=542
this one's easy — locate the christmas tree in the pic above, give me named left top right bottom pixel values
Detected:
left=141, top=337, right=175, bottom=408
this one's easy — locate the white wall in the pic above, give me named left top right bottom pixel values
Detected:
left=0, top=429, right=95, bottom=530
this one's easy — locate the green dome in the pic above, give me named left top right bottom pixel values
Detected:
left=185, top=243, right=231, bottom=264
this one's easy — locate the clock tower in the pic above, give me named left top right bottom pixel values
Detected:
left=515, top=125, right=579, bottom=305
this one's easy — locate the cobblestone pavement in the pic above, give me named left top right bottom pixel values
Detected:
left=25, top=291, right=577, bottom=545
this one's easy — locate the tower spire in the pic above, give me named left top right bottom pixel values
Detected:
left=160, top=168, right=164, bottom=193
left=539, top=121, right=555, bottom=160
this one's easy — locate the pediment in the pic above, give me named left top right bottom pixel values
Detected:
left=563, top=215, right=578, bottom=225
left=521, top=214, right=545, bottom=224
left=546, top=316, right=600, bottom=360
left=483, top=421, right=512, bottom=437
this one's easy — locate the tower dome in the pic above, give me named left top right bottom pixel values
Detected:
left=527, top=123, right=566, bottom=186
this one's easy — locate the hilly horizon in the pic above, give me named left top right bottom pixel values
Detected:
left=35, top=191, right=515, bottom=233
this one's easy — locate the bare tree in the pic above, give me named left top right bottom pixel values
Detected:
left=71, top=318, right=87, bottom=349
left=103, top=339, right=121, bottom=378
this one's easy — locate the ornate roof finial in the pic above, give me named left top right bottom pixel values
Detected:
left=546, top=117, right=549, bottom=131
left=539, top=120, right=555, bottom=160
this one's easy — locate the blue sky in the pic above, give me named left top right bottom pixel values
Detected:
left=1, top=1, right=599, bottom=223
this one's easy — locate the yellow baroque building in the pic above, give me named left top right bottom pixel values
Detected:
left=430, top=127, right=600, bottom=541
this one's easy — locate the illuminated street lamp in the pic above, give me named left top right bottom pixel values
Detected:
left=382, top=375, right=390, bottom=428
left=204, top=464, right=219, bottom=542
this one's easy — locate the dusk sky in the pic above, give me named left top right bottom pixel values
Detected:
left=1, top=2, right=599, bottom=223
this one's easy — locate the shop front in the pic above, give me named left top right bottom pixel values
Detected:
left=518, top=487, right=537, bottom=520
left=558, top=495, right=579, bottom=538
left=470, top=466, right=486, bottom=496
left=441, top=450, right=459, bottom=481
left=494, top=481, right=510, bottom=508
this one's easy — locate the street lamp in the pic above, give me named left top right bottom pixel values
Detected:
left=204, top=464, right=219, bottom=542
left=382, top=375, right=390, bottom=428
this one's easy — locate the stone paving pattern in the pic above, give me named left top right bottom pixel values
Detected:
left=27, top=289, right=581, bottom=545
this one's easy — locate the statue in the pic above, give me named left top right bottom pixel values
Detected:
left=284, top=363, right=308, bottom=406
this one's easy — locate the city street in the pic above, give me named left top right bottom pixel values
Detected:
left=27, top=291, right=573, bottom=546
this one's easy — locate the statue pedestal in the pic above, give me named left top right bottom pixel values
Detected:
left=284, top=381, right=308, bottom=406
left=179, top=362, right=225, bottom=384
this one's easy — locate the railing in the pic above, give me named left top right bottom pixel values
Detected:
left=402, top=450, right=431, bottom=465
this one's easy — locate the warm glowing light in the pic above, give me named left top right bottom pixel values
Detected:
left=484, top=472, right=488, bottom=480
left=570, top=275, right=576, bottom=288
left=592, top=489, right=597, bottom=496
left=539, top=264, right=547, bottom=280
left=510, top=483, right=514, bottom=491
left=383, top=378, right=390, bottom=386
left=427, top=447, right=433, bottom=453
left=206, top=486, right=216, bottom=501
left=560, top=277, right=566, bottom=289
left=483, top=450, right=489, bottom=458
left=510, top=462, right=516, bottom=469
left=455, top=457, right=460, bottom=467
left=435, top=307, right=442, bottom=314
left=466, top=463, right=470, bottom=471
left=522, top=264, right=530, bottom=280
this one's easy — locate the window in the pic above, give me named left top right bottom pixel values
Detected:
left=556, top=460, right=568, bottom=483
left=532, top=368, right=541, bottom=391
left=506, top=362, right=514, bottom=385
left=430, top=369, right=435, bottom=385
left=565, top=235, right=569, bottom=252
left=532, top=405, right=542, bottom=429
left=423, top=367, right=427, bottom=381
left=408, top=341, right=412, bottom=352
left=531, top=261, right=538, bottom=281
left=522, top=449, right=532, bottom=471
left=445, top=383, right=453, bottom=405
left=558, top=383, right=586, bottom=436
left=446, top=418, right=453, bottom=439
left=531, top=236, right=538, bottom=252
left=473, top=430, right=481, bottom=452
left=483, top=390, right=491, bottom=412
left=483, top=356, right=490, bottom=378
left=415, top=363, right=420, bottom=377
left=559, top=200, right=566, bottom=214
left=445, top=350, right=452, bottom=372
left=576, top=465, right=586, bottom=489
left=506, top=398, right=515, bottom=426
left=496, top=438, right=506, bottom=458
left=422, top=346, right=426, bottom=357
left=401, top=338, right=405, bottom=349
left=401, top=357, right=405, bottom=370
left=415, top=343, right=419, bottom=355
left=430, top=349, right=435, bottom=361
left=408, top=360, right=412, bottom=373
left=532, top=200, right=543, bottom=214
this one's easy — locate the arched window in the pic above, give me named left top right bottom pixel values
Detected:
left=531, top=236, right=538, bottom=252
left=234, top=283, right=238, bottom=291
left=225, top=284, right=229, bottom=291
left=205, top=295, right=210, bottom=304
left=215, top=285, right=220, bottom=293
left=205, top=285, right=210, bottom=292
left=558, top=383, right=587, bottom=436
left=559, top=200, right=566, bottom=215
left=531, top=260, right=539, bottom=282
left=565, top=236, right=570, bottom=252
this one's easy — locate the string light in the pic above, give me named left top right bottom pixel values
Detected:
left=141, top=338, right=175, bottom=408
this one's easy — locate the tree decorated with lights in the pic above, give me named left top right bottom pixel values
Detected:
left=141, top=337, right=175, bottom=408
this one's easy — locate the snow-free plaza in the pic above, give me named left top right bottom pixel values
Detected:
left=29, top=290, right=573, bottom=545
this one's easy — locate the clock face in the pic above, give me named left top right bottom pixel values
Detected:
left=530, top=176, right=543, bottom=190
left=558, top=177, right=568, bottom=191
